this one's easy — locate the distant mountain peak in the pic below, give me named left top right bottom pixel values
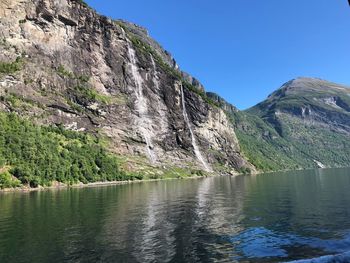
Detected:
left=267, top=77, right=350, bottom=100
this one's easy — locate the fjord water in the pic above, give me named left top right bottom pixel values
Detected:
left=1, top=169, right=350, bottom=262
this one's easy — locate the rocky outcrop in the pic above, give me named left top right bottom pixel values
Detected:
left=116, top=19, right=179, bottom=70
left=0, top=0, right=254, bottom=173
left=206, top=92, right=238, bottom=114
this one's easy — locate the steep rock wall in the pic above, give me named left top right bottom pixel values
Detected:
left=0, top=0, right=254, bottom=173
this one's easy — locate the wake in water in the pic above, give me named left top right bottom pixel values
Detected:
left=229, top=227, right=350, bottom=262
left=286, top=251, right=350, bottom=263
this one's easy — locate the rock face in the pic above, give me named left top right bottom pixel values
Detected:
left=3, top=1, right=348, bottom=175
left=206, top=92, right=238, bottom=114
left=239, top=77, right=350, bottom=170
left=0, top=0, right=253, bottom=173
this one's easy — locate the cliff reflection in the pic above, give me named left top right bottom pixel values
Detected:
left=98, top=176, right=248, bottom=262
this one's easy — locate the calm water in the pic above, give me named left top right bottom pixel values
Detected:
left=1, top=168, right=350, bottom=263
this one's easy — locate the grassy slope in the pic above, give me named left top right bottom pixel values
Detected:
left=232, top=78, right=350, bottom=172
left=230, top=111, right=304, bottom=172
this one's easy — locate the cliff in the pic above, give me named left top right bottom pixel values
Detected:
left=0, top=0, right=254, bottom=179
left=2, top=0, right=350, bottom=190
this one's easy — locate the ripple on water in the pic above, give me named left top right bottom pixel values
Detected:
left=229, top=227, right=350, bottom=261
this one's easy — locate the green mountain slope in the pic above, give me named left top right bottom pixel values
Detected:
left=0, top=112, right=130, bottom=189
left=233, top=77, right=350, bottom=171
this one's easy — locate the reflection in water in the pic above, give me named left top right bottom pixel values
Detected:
left=133, top=183, right=176, bottom=262
left=1, top=168, right=350, bottom=262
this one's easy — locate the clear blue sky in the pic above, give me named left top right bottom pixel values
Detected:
left=85, top=0, right=350, bottom=109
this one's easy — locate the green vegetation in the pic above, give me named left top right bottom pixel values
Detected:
left=120, top=27, right=182, bottom=80
left=75, top=0, right=88, bottom=7
left=68, top=85, right=111, bottom=105
left=0, top=92, right=44, bottom=110
left=57, top=65, right=75, bottom=78
left=66, top=99, right=85, bottom=113
left=232, top=109, right=350, bottom=172
left=0, top=112, right=140, bottom=189
left=117, top=23, right=220, bottom=108
left=230, top=79, right=350, bottom=172
left=230, top=111, right=301, bottom=172
left=112, top=153, right=206, bottom=181
left=56, top=65, right=112, bottom=107
left=182, top=81, right=220, bottom=108
left=19, top=19, right=27, bottom=24
left=0, top=38, right=6, bottom=47
left=24, top=78, right=34, bottom=85
left=0, top=171, right=21, bottom=189
left=236, top=166, right=253, bottom=175
left=161, top=167, right=204, bottom=179
left=0, top=57, right=23, bottom=74
left=57, top=65, right=90, bottom=82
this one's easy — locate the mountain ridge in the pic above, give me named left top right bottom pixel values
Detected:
left=0, top=0, right=254, bottom=189
left=235, top=77, right=350, bottom=171
left=0, top=0, right=350, bottom=189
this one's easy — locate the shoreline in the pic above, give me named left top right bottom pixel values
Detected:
left=1, top=166, right=347, bottom=194
left=0, top=174, right=212, bottom=194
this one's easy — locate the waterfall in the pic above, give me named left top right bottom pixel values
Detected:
left=126, top=41, right=156, bottom=163
left=150, top=55, right=168, bottom=133
left=150, top=56, right=159, bottom=90
left=181, top=86, right=211, bottom=172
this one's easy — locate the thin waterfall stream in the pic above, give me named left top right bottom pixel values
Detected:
left=150, top=55, right=168, bottom=133
left=150, top=56, right=159, bottom=90
left=181, top=85, right=211, bottom=172
left=126, top=41, right=156, bottom=163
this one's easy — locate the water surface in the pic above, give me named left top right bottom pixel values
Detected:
left=1, top=168, right=350, bottom=262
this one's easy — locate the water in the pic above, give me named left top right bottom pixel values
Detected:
left=150, top=55, right=168, bottom=133
left=126, top=41, right=156, bottom=163
left=1, top=168, right=350, bottom=262
left=180, top=85, right=211, bottom=172
left=150, top=55, right=159, bottom=91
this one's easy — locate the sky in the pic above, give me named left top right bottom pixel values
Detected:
left=85, top=0, right=350, bottom=109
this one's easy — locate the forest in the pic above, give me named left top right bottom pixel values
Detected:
left=0, top=112, right=133, bottom=189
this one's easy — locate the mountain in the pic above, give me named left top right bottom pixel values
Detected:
left=1, top=0, right=350, bottom=189
left=232, top=77, right=350, bottom=171
left=0, top=0, right=255, bottom=188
